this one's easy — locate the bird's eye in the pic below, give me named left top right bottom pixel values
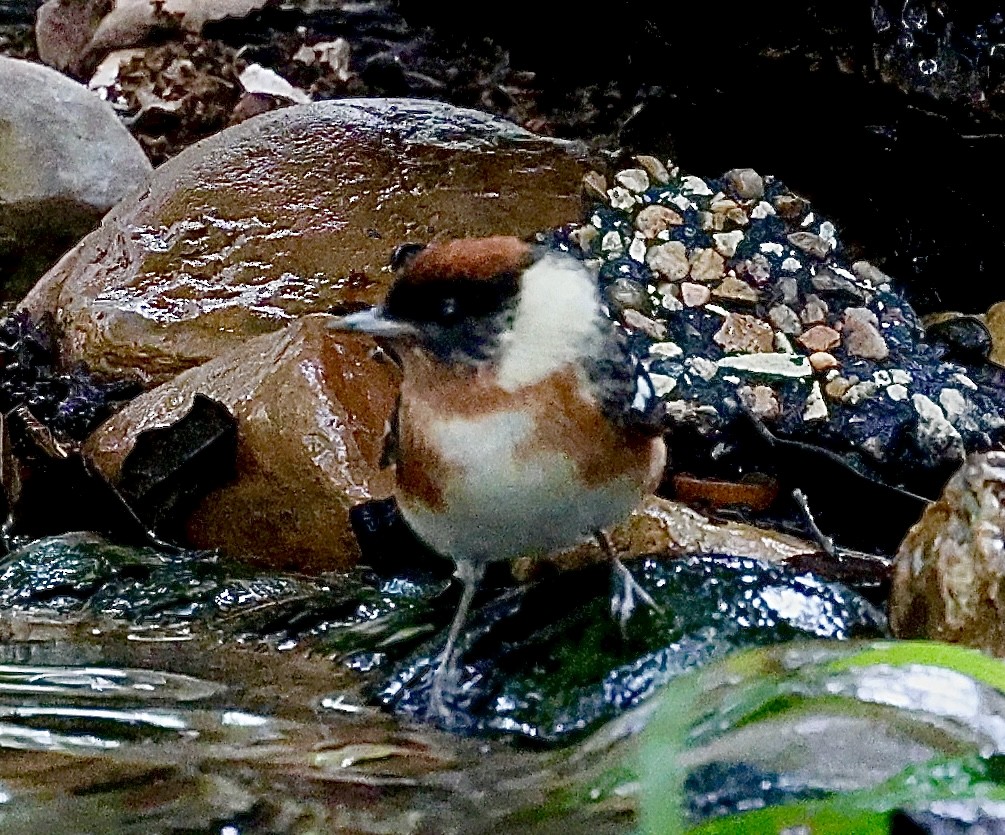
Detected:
left=441, top=298, right=458, bottom=319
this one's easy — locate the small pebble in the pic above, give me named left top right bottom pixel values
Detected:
left=601, top=230, right=624, bottom=254
left=681, top=282, right=712, bottom=307
left=646, top=241, right=690, bottom=280
left=713, top=275, right=759, bottom=304
left=843, top=307, right=890, bottom=360
left=887, top=384, right=909, bottom=402
left=773, top=194, right=806, bottom=219
left=712, top=230, right=745, bottom=258
left=605, top=277, right=650, bottom=314
left=635, top=205, right=683, bottom=238
left=713, top=312, right=775, bottom=354
left=750, top=201, right=775, bottom=219
left=787, top=231, right=831, bottom=260
left=622, top=308, right=668, bottom=340
left=802, top=381, right=829, bottom=421
left=649, top=341, right=684, bottom=359
left=808, top=351, right=839, bottom=372
left=615, top=168, right=650, bottom=193
left=609, top=186, right=637, bottom=211
left=681, top=175, right=713, bottom=196
left=825, top=376, right=852, bottom=400
left=738, top=384, right=780, bottom=420
left=635, top=155, right=670, bottom=185
left=724, top=167, right=765, bottom=200
left=779, top=277, right=799, bottom=305
left=768, top=304, right=802, bottom=336
left=583, top=170, right=607, bottom=201
left=800, top=295, right=829, bottom=325
left=628, top=237, right=647, bottom=263
left=689, top=248, right=726, bottom=283
left=797, top=325, right=841, bottom=353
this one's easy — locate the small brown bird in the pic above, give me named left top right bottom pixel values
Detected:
left=329, top=236, right=667, bottom=716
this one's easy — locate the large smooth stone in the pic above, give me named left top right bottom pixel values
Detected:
left=84, top=315, right=399, bottom=572
left=890, top=451, right=1005, bottom=654
left=0, top=57, right=152, bottom=295
left=23, top=98, right=589, bottom=386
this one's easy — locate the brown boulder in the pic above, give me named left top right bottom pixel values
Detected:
left=24, top=98, right=588, bottom=386
left=84, top=315, right=399, bottom=572
left=890, top=451, right=1005, bottom=655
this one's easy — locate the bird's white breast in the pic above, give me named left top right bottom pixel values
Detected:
left=396, top=406, right=645, bottom=564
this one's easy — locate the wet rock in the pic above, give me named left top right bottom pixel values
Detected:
left=924, top=314, right=994, bottom=367
left=988, top=302, right=1005, bottom=366
left=36, top=0, right=267, bottom=75
left=85, top=316, right=398, bottom=572
left=688, top=248, right=725, bottom=283
left=712, top=274, right=758, bottom=304
left=0, top=57, right=151, bottom=296
left=680, top=282, right=710, bottom=308
left=642, top=640, right=1005, bottom=832
left=380, top=556, right=885, bottom=738
left=646, top=241, right=690, bottom=281
left=890, top=451, right=1005, bottom=655
left=538, top=494, right=815, bottom=579
left=23, top=98, right=588, bottom=386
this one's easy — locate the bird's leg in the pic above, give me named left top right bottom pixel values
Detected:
left=595, top=529, right=663, bottom=633
left=428, top=559, right=484, bottom=720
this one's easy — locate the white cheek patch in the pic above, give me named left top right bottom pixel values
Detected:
left=496, top=254, right=603, bottom=391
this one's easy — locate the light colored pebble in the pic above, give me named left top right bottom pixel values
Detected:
left=843, top=307, right=890, bottom=360
left=681, top=282, right=711, bottom=307
left=628, top=237, right=647, bottom=262
left=646, top=240, right=689, bottom=280
left=635, top=155, right=670, bottom=185
left=583, top=170, right=607, bottom=201
left=689, top=248, right=726, bottom=283
left=738, top=384, right=780, bottom=420
left=768, top=304, right=802, bottom=336
left=718, top=353, right=813, bottom=378
left=803, top=381, right=828, bottom=421
left=713, top=312, right=775, bottom=353
left=622, top=308, right=668, bottom=340
left=713, top=275, right=759, bottom=303
left=797, top=325, right=841, bottom=353
left=887, top=384, right=909, bottom=401
left=681, top=175, right=712, bottom=196
left=609, top=186, right=637, bottom=210
left=713, top=230, right=745, bottom=258
left=809, top=351, right=839, bottom=372
left=787, top=231, right=831, bottom=259
left=649, top=341, right=683, bottom=359
left=615, top=168, right=650, bottom=193
left=635, top=204, right=683, bottom=238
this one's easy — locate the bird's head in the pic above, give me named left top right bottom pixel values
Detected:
left=330, top=236, right=605, bottom=375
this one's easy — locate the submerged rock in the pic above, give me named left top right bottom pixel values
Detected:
left=890, top=451, right=1005, bottom=655
left=23, top=98, right=588, bottom=386
left=0, top=57, right=152, bottom=296
left=85, top=315, right=398, bottom=572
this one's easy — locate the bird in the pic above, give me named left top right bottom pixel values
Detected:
left=328, top=235, right=668, bottom=717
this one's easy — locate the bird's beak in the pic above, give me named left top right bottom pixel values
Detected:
left=327, top=308, right=417, bottom=339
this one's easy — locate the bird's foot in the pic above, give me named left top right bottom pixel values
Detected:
left=610, top=555, right=664, bottom=633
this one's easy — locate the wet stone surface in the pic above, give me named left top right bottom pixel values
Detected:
left=0, top=534, right=885, bottom=744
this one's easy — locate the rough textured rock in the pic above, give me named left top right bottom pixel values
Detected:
left=514, top=494, right=816, bottom=580
left=36, top=0, right=267, bottom=76
left=890, top=451, right=1005, bottom=655
left=23, top=98, right=588, bottom=386
left=84, top=315, right=399, bottom=572
left=988, top=301, right=1005, bottom=367
left=0, top=57, right=152, bottom=295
